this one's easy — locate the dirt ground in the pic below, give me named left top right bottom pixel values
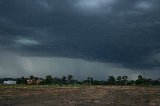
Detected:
left=0, top=85, right=160, bottom=106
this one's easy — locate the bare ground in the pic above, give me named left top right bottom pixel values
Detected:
left=0, top=86, right=160, bottom=106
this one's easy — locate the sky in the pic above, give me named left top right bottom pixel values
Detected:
left=0, top=0, right=160, bottom=80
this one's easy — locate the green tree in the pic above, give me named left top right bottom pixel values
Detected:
left=116, top=76, right=122, bottom=85
left=87, top=77, right=93, bottom=85
left=136, top=75, right=143, bottom=85
left=122, top=76, right=128, bottom=85
left=35, top=77, right=38, bottom=80
left=138, top=75, right=143, bottom=80
left=30, top=75, right=35, bottom=80
left=62, top=76, right=67, bottom=84
left=45, top=75, right=52, bottom=85
left=21, top=76, right=27, bottom=84
left=67, top=75, right=73, bottom=84
left=107, top=76, right=116, bottom=85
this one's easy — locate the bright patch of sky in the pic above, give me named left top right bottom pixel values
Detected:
left=14, top=38, right=40, bottom=46
left=74, top=0, right=115, bottom=12
left=136, top=1, right=152, bottom=10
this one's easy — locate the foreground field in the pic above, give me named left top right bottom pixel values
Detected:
left=0, top=85, right=160, bottom=106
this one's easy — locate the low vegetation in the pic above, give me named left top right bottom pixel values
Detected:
left=0, top=74, right=160, bottom=86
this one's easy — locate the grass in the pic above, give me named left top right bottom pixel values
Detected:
left=0, top=85, right=160, bottom=105
left=0, top=84, right=85, bottom=89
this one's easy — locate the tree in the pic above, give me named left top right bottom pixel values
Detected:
left=116, top=76, right=122, bottom=85
left=21, top=76, right=27, bottom=84
left=138, top=75, right=143, bottom=80
left=67, top=75, right=73, bottom=84
left=30, top=75, right=35, bottom=80
left=16, top=76, right=27, bottom=84
left=127, top=80, right=135, bottom=85
left=35, top=77, right=38, bottom=80
left=136, top=75, right=143, bottom=85
left=122, top=76, right=128, bottom=85
left=62, top=76, right=67, bottom=84
left=45, top=75, right=52, bottom=85
left=87, top=77, right=93, bottom=85
left=53, top=77, right=62, bottom=84
left=107, top=76, right=116, bottom=85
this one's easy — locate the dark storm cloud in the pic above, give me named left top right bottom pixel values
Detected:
left=0, top=0, right=160, bottom=71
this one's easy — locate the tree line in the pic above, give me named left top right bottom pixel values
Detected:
left=0, top=75, right=160, bottom=86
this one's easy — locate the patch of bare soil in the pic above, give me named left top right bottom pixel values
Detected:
left=0, top=86, right=160, bottom=106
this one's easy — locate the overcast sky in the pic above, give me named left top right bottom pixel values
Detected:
left=0, top=0, right=160, bottom=80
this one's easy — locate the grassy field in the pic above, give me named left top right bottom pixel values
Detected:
left=0, top=85, right=160, bottom=106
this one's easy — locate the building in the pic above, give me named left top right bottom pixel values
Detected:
left=27, top=78, right=43, bottom=85
left=3, top=80, right=16, bottom=85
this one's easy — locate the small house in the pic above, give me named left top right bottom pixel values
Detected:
left=4, top=80, right=16, bottom=85
left=27, top=78, right=43, bottom=85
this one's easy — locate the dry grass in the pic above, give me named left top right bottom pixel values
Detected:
left=0, top=85, right=160, bottom=106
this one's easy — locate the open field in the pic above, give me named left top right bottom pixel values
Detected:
left=0, top=85, right=160, bottom=106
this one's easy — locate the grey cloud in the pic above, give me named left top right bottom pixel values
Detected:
left=0, top=0, right=160, bottom=78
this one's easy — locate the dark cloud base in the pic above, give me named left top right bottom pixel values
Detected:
left=0, top=0, right=160, bottom=72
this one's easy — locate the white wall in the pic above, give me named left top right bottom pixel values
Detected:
left=3, top=81, right=16, bottom=85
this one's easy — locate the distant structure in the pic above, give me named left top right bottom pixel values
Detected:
left=27, top=78, right=43, bottom=85
left=4, top=80, right=16, bottom=85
